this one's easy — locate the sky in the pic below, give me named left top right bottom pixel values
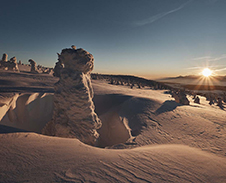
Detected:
left=1, top=0, right=226, bottom=79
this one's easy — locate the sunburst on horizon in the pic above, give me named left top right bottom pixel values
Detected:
left=191, top=67, right=219, bottom=91
left=202, top=68, right=212, bottom=77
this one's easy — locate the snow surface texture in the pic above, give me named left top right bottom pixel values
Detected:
left=42, top=47, right=101, bottom=145
left=92, top=80, right=226, bottom=156
left=0, top=133, right=225, bottom=182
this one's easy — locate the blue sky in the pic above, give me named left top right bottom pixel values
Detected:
left=1, top=0, right=226, bottom=79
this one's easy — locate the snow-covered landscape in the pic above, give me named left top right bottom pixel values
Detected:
left=2, top=0, right=226, bottom=182
left=0, top=64, right=226, bottom=182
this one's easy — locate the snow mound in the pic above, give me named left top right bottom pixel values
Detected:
left=92, top=80, right=226, bottom=157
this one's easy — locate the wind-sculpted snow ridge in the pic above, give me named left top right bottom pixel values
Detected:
left=0, top=93, right=53, bottom=133
left=42, top=46, right=101, bottom=146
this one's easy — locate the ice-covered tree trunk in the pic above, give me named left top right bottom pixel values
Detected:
left=28, top=59, right=39, bottom=73
left=2, top=53, right=8, bottom=62
left=42, top=46, right=101, bottom=146
left=8, top=57, right=20, bottom=71
left=0, top=53, right=8, bottom=69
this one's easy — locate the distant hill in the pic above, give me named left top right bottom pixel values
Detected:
left=159, top=75, right=226, bottom=81
left=156, top=75, right=226, bottom=91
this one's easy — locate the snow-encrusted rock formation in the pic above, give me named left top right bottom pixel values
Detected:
left=0, top=54, right=19, bottom=71
left=28, top=59, right=39, bottom=73
left=2, top=53, right=7, bottom=62
left=172, top=90, right=190, bottom=105
left=8, top=57, right=19, bottom=71
left=42, top=46, right=101, bottom=146
left=53, top=54, right=64, bottom=77
left=0, top=53, right=8, bottom=69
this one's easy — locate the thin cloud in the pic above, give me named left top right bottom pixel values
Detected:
left=192, top=56, right=211, bottom=61
left=132, top=0, right=193, bottom=27
left=209, top=54, right=226, bottom=62
left=215, top=67, right=226, bottom=72
left=192, top=54, right=226, bottom=62
left=185, top=66, right=204, bottom=70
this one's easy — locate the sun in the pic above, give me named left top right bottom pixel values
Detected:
left=202, top=68, right=212, bottom=77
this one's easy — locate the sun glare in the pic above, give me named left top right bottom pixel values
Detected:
left=202, top=68, right=212, bottom=77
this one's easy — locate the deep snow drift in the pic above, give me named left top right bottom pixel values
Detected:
left=0, top=93, right=53, bottom=133
left=0, top=73, right=226, bottom=182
